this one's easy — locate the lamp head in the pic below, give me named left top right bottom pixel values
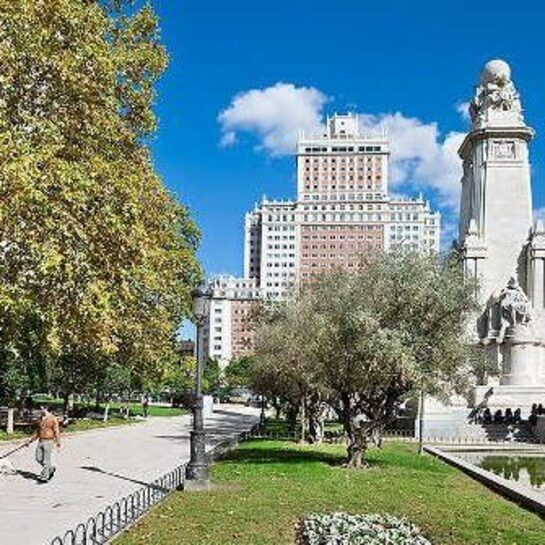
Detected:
left=192, top=286, right=211, bottom=323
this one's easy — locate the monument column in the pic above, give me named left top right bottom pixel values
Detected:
left=459, top=59, right=545, bottom=414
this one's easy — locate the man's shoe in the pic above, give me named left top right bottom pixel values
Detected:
left=48, top=467, right=56, bottom=481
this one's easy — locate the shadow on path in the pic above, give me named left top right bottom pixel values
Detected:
left=80, top=466, right=169, bottom=493
left=16, top=470, right=42, bottom=482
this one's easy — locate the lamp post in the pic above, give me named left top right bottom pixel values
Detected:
left=185, top=286, right=211, bottom=487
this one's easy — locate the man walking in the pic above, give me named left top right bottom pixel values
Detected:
left=32, top=406, right=61, bottom=483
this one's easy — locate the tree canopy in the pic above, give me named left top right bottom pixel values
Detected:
left=0, top=0, right=201, bottom=404
left=253, top=252, right=477, bottom=466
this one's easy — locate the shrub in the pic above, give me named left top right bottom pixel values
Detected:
left=295, top=512, right=433, bottom=545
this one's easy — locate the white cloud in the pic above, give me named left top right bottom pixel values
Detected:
left=220, top=131, right=236, bottom=147
left=218, top=83, right=328, bottom=156
left=456, top=101, right=471, bottom=122
left=359, top=113, right=465, bottom=209
left=218, top=84, right=467, bottom=212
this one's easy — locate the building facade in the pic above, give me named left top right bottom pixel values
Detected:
left=198, top=276, right=262, bottom=367
left=202, top=114, right=441, bottom=366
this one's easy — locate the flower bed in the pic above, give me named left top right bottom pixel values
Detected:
left=296, top=512, right=433, bottom=545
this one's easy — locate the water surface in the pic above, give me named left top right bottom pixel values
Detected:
left=455, top=450, right=545, bottom=494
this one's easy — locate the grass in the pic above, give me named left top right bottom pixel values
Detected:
left=0, top=401, right=189, bottom=442
left=31, top=396, right=188, bottom=418
left=62, top=417, right=140, bottom=433
left=116, top=440, right=545, bottom=545
left=126, top=404, right=187, bottom=418
left=0, top=416, right=139, bottom=441
left=0, top=430, right=28, bottom=441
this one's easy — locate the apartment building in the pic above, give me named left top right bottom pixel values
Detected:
left=198, top=276, right=262, bottom=368
left=201, top=114, right=441, bottom=364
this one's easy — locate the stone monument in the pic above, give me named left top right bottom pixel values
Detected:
left=459, top=59, right=545, bottom=414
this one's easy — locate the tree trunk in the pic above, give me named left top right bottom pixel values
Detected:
left=346, top=426, right=370, bottom=468
left=300, top=395, right=306, bottom=444
left=372, top=427, right=383, bottom=449
left=286, top=403, right=299, bottom=435
left=274, top=399, right=281, bottom=419
left=308, top=414, right=323, bottom=444
left=62, top=392, right=71, bottom=416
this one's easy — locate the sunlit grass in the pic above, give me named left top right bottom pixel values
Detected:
left=116, top=440, right=545, bottom=545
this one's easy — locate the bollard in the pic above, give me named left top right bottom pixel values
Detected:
left=6, top=408, right=14, bottom=434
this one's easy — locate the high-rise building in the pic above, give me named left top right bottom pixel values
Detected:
left=245, top=199, right=298, bottom=299
left=198, top=276, right=262, bottom=367
left=202, top=114, right=441, bottom=366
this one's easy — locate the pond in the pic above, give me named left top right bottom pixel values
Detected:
left=454, top=450, right=545, bottom=494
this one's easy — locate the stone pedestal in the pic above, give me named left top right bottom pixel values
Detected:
left=500, top=339, right=545, bottom=386
left=415, top=396, right=472, bottom=442
left=474, top=385, right=545, bottom=418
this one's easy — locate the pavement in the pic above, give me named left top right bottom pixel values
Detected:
left=0, top=404, right=259, bottom=545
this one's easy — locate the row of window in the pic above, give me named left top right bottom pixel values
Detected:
left=265, top=226, right=295, bottom=232
left=302, top=192, right=385, bottom=201
left=303, top=213, right=385, bottom=222
left=266, top=272, right=295, bottom=278
left=301, top=259, right=381, bottom=269
left=266, top=244, right=295, bottom=250
left=304, top=165, right=382, bottom=172
left=302, top=193, right=384, bottom=203
left=302, top=146, right=383, bottom=153
left=302, top=251, right=378, bottom=259
left=264, top=262, right=296, bottom=268
left=302, top=224, right=383, bottom=232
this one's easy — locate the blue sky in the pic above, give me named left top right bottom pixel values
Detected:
left=149, top=0, right=545, bottom=278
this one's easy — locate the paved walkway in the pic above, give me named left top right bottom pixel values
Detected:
left=0, top=405, right=259, bottom=545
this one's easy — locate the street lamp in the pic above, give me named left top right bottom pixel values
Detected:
left=185, top=286, right=211, bottom=487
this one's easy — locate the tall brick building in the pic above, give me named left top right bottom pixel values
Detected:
left=201, top=114, right=441, bottom=366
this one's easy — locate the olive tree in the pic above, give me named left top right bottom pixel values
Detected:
left=309, top=252, right=476, bottom=467
left=253, top=251, right=476, bottom=466
left=253, top=299, right=329, bottom=443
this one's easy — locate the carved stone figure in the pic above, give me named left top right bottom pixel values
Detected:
left=469, top=59, right=523, bottom=127
left=497, top=277, right=531, bottom=341
left=481, top=277, right=532, bottom=344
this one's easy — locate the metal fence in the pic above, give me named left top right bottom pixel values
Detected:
left=48, top=424, right=262, bottom=545
left=50, top=463, right=186, bottom=545
left=246, top=428, right=416, bottom=443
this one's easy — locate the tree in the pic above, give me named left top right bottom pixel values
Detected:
left=253, top=252, right=477, bottom=465
left=203, top=358, right=221, bottom=397
left=308, top=252, right=476, bottom=467
left=0, top=1, right=201, bottom=404
left=253, top=299, right=329, bottom=443
left=224, top=356, right=257, bottom=393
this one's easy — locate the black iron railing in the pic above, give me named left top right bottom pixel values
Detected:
left=49, top=424, right=260, bottom=545
left=50, top=463, right=186, bottom=545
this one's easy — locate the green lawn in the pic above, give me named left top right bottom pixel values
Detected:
left=0, top=416, right=139, bottom=441
left=116, top=440, right=545, bottom=545
left=126, top=404, right=187, bottom=418
left=0, top=430, right=28, bottom=441
left=0, top=402, right=187, bottom=441
left=63, top=417, right=140, bottom=433
left=32, top=396, right=187, bottom=418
